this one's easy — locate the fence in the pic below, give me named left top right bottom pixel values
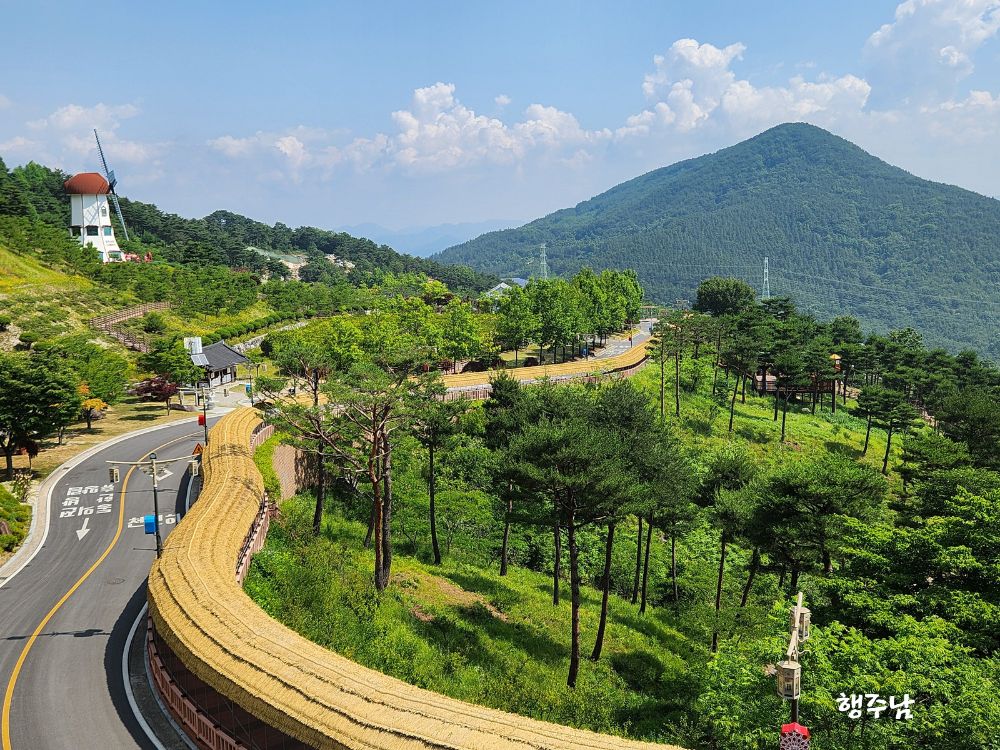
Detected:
left=89, top=301, right=172, bottom=353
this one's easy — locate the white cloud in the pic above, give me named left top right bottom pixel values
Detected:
left=0, top=136, right=36, bottom=152
left=211, top=83, right=608, bottom=177
left=0, top=94, right=11, bottom=109
left=495, top=94, right=512, bottom=107
left=865, top=0, right=1000, bottom=105
left=920, top=88, right=1000, bottom=139
left=622, top=40, right=870, bottom=137
left=28, top=102, right=140, bottom=132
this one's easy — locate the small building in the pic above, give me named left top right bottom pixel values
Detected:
left=485, top=277, right=529, bottom=297
left=186, top=337, right=249, bottom=388
left=64, top=172, right=123, bottom=263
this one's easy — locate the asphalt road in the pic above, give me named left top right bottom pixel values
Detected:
left=0, top=418, right=212, bottom=750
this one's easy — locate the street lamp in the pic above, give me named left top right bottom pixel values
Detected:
left=199, top=388, right=210, bottom=445
left=776, top=592, right=810, bottom=729
left=247, top=361, right=263, bottom=406
left=107, top=451, right=195, bottom=558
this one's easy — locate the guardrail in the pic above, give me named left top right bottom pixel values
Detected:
left=147, top=354, right=675, bottom=750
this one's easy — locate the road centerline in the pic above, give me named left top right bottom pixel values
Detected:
left=1, top=431, right=197, bottom=750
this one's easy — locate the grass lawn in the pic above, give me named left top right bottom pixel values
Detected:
left=247, top=508, right=706, bottom=743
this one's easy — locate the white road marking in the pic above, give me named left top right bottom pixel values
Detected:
left=75, top=518, right=91, bottom=541
left=123, top=470, right=198, bottom=750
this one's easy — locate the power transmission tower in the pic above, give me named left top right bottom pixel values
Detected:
left=762, top=256, right=771, bottom=300
left=539, top=243, right=549, bottom=280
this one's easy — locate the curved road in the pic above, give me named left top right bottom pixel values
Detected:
left=0, top=417, right=214, bottom=750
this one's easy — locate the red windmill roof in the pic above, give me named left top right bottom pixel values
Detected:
left=64, top=172, right=110, bottom=195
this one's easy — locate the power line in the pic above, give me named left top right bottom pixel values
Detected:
left=776, top=269, right=1000, bottom=311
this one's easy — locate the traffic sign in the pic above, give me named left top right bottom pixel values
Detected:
left=143, top=515, right=157, bottom=535
left=193, top=443, right=203, bottom=455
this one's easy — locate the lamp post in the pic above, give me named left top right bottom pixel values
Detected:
left=776, top=592, right=811, bottom=747
left=247, top=361, right=263, bottom=406
left=107, top=452, right=196, bottom=558
left=199, top=387, right=210, bottom=445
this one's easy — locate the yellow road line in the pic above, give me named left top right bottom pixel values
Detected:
left=1, top=432, right=196, bottom=750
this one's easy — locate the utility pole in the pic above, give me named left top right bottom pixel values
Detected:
left=763, top=257, right=771, bottom=300
left=107, top=452, right=196, bottom=558
left=775, top=592, right=811, bottom=748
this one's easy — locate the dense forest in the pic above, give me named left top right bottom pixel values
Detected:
left=246, top=276, right=1000, bottom=750
left=0, top=156, right=496, bottom=295
left=434, top=123, right=1000, bottom=360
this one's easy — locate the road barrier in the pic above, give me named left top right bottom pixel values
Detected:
left=147, top=401, right=679, bottom=750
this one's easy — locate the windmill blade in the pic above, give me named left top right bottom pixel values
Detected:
left=94, top=128, right=129, bottom=241
left=109, top=193, right=130, bottom=242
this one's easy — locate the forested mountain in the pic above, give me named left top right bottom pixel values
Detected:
left=434, top=123, right=1000, bottom=359
left=0, top=157, right=495, bottom=295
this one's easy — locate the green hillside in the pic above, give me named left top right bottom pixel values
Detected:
left=434, top=123, right=1000, bottom=359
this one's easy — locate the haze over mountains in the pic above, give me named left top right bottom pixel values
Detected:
left=340, top=220, right=518, bottom=258
left=435, top=123, right=1000, bottom=360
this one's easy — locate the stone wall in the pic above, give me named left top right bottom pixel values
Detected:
left=271, top=443, right=315, bottom=500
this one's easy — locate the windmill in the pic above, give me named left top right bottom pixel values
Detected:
left=93, top=129, right=130, bottom=241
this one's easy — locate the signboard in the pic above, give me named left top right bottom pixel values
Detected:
left=143, top=514, right=157, bottom=535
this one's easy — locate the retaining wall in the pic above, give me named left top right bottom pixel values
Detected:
left=147, top=399, right=681, bottom=750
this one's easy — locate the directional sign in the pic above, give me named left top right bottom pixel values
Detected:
left=75, top=517, right=90, bottom=541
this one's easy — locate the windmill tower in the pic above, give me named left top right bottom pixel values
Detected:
left=63, top=131, right=132, bottom=263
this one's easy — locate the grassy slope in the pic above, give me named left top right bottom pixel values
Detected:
left=247, top=356, right=906, bottom=744
left=0, top=245, right=119, bottom=339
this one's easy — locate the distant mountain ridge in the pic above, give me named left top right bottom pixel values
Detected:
left=434, top=123, right=1000, bottom=359
left=340, top=220, right=518, bottom=257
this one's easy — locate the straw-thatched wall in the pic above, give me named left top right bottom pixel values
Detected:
left=147, top=405, right=682, bottom=750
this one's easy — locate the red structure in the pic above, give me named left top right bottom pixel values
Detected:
left=779, top=722, right=810, bottom=749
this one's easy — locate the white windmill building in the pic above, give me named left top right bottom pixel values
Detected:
left=64, top=130, right=131, bottom=263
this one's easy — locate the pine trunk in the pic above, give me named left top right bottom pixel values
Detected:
left=739, top=548, right=760, bottom=608
left=780, top=391, right=789, bottom=442
left=312, top=443, right=325, bottom=536
left=882, top=422, right=894, bottom=475
left=376, top=434, right=394, bottom=590
left=429, top=443, right=441, bottom=564
left=591, top=521, right=615, bottom=661
left=631, top=515, right=643, bottom=604
left=862, top=415, right=873, bottom=456
left=552, top=521, right=561, bottom=605
left=670, top=522, right=679, bottom=603
left=499, top=490, right=512, bottom=576
left=567, top=510, right=581, bottom=688
left=728, top=375, right=739, bottom=432
left=711, top=532, right=728, bottom=653
left=639, top=512, right=653, bottom=614
left=674, top=348, right=681, bottom=417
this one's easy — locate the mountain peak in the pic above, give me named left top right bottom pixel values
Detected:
left=434, top=126, right=1000, bottom=360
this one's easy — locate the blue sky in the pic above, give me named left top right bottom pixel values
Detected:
left=2, top=1, right=999, bottom=232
